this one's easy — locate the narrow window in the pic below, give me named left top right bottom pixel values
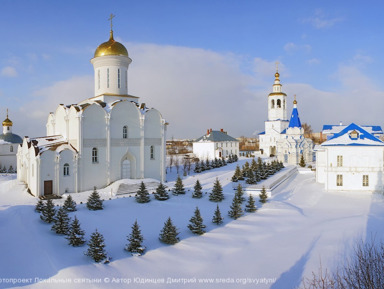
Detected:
left=271, top=99, right=275, bottom=108
left=63, top=163, right=69, bottom=176
left=107, top=68, right=110, bottom=88
left=125, top=70, right=128, bottom=90
left=92, top=148, right=98, bottom=163
left=123, top=125, right=128, bottom=139
left=118, top=69, right=121, bottom=88
left=337, top=174, right=343, bottom=186
left=10, top=145, right=13, bottom=152
left=337, top=155, right=343, bottom=167
left=283, top=99, right=286, bottom=109
left=277, top=99, right=281, bottom=108
left=98, top=69, right=100, bottom=89
left=150, top=145, right=155, bottom=160
left=363, top=175, right=369, bottom=187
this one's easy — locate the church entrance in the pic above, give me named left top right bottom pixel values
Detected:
left=121, top=159, right=131, bottom=179
left=270, top=146, right=276, bottom=156
left=44, top=180, right=53, bottom=196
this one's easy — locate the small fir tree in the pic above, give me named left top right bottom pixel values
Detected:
left=235, top=183, right=245, bottom=203
left=51, top=207, right=71, bottom=235
left=63, top=195, right=77, bottom=212
left=173, top=175, right=186, bottom=195
left=40, top=199, right=56, bottom=223
left=245, top=169, right=257, bottom=184
left=35, top=199, right=45, bottom=213
left=212, top=204, right=224, bottom=225
left=299, top=154, right=306, bottom=167
left=154, top=182, right=169, bottom=201
left=159, top=217, right=179, bottom=245
left=192, top=179, right=203, bottom=198
left=209, top=178, right=224, bottom=202
left=125, top=220, right=145, bottom=255
left=259, top=186, right=268, bottom=204
left=66, top=216, right=86, bottom=246
left=194, top=161, right=201, bottom=173
left=234, top=165, right=243, bottom=181
left=228, top=193, right=243, bottom=220
left=135, top=181, right=151, bottom=203
left=245, top=195, right=257, bottom=213
left=85, top=229, right=108, bottom=263
left=188, top=207, right=206, bottom=235
left=86, top=188, right=103, bottom=210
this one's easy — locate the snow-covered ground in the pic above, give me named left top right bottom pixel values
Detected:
left=1, top=158, right=384, bottom=289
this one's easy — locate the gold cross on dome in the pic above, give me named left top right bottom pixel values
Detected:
left=108, top=13, right=115, bottom=31
left=275, top=61, right=279, bottom=72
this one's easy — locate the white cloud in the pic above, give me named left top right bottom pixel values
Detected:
left=16, top=75, right=93, bottom=137
left=303, top=9, right=344, bottom=29
left=307, top=58, right=320, bottom=65
left=284, top=42, right=311, bottom=54
left=1, top=66, right=18, bottom=77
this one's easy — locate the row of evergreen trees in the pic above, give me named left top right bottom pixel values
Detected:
left=0, top=165, right=15, bottom=174
left=194, top=154, right=238, bottom=174
left=232, top=157, right=284, bottom=184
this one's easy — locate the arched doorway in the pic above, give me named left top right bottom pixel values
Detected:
left=121, top=159, right=131, bottom=179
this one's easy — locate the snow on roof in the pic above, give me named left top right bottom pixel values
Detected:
left=322, top=124, right=383, bottom=135
left=321, top=123, right=384, bottom=146
left=288, top=107, right=301, bottom=128
left=27, top=135, right=78, bottom=155
left=195, top=130, right=238, bottom=143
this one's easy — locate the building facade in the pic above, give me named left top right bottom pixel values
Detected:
left=315, top=123, right=384, bottom=192
left=17, top=26, right=167, bottom=197
left=193, top=129, right=239, bottom=160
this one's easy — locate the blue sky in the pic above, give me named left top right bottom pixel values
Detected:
left=1, top=0, right=384, bottom=139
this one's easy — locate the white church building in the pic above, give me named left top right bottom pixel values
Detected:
left=17, top=24, right=167, bottom=197
left=0, top=110, right=22, bottom=172
left=259, top=70, right=313, bottom=165
left=315, top=123, right=384, bottom=192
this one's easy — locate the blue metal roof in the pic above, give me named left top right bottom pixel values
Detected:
left=323, top=123, right=384, bottom=146
left=288, top=107, right=301, bottom=128
left=0, top=133, right=23, bottom=144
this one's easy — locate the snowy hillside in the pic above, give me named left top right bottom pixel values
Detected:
left=1, top=158, right=384, bottom=289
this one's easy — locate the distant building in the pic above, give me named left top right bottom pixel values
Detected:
left=193, top=129, right=239, bottom=160
left=259, top=69, right=313, bottom=165
left=0, top=110, right=22, bottom=172
left=17, top=24, right=166, bottom=197
left=315, top=123, right=384, bottom=192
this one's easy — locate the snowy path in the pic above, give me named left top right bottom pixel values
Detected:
left=0, top=161, right=382, bottom=289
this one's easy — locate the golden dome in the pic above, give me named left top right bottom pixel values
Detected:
left=275, top=72, right=280, bottom=78
left=2, top=117, right=12, bottom=126
left=94, top=31, right=128, bottom=58
left=2, top=109, right=12, bottom=126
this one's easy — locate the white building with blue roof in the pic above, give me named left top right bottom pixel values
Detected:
left=275, top=97, right=313, bottom=165
left=259, top=69, right=313, bottom=165
left=315, top=123, right=384, bottom=192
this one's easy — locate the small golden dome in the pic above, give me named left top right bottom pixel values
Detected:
left=94, top=31, right=128, bottom=58
left=275, top=72, right=280, bottom=78
left=2, top=117, right=12, bottom=127
left=293, top=94, right=297, bottom=105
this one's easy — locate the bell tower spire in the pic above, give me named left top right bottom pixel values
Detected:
left=268, top=65, right=287, bottom=121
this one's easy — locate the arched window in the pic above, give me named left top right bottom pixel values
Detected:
left=150, top=145, right=155, bottom=160
left=277, top=99, right=281, bottom=108
left=271, top=99, right=275, bottom=108
left=10, top=145, right=13, bottom=152
left=123, top=125, right=128, bottom=139
left=92, top=148, right=98, bottom=163
left=63, top=163, right=69, bottom=176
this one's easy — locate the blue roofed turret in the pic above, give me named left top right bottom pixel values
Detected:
left=288, top=97, right=301, bottom=128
